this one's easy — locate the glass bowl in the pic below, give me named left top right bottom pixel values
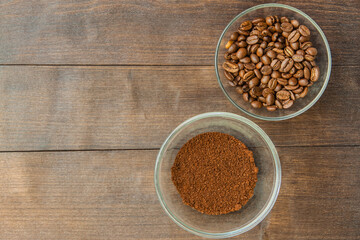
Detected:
left=154, top=112, right=281, bottom=238
left=215, top=3, right=331, bottom=121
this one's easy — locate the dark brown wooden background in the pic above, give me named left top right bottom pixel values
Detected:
left=0, top=0, right=359, bottom=239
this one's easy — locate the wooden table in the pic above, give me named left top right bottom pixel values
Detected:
left=0, top=1, right=359, bottom=239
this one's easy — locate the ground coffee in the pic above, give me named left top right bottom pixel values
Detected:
left=171, top=132, right=258, bottom=215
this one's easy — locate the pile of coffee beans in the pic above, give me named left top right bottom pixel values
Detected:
left=222, top=16, right=320, bottom=111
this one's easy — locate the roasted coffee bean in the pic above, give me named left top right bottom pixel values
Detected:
left=284, top=46, right=295, bottom=57
left=266, top=16, right=275, bottom=26
left=275, top=99, right=283, bottom=109
left=274, top=83, right=282, bottom=92
left=272, top=48, right=284, bottom=54
left=303, top=60, right=312, bottom=70
left=242, top=84, right=250, bottom=92
left=277, top=54, right=286, bottom=61
left=292, top=54, right=304, bottom=62
left=299, top=87, right=308, bottom=98
left=299, top=78, right=309, bottom=86
left=243, top=92, right=249, bottom=102
left=311, top=66, right=320, bottom=82
left=274, top=22, right=281, bottom=32
left=250, top=44, right=260, bottom=53
left=250, top=53, right=260, bottom=63
left=303, top=67, right=310, bottom=79
left=228, top=80, right=236, bottom=86
left=271, top=70, right=281, bottom=78
left=288, top=77, right=298, bottom=86
left=237, top=62, right=244, bottom=70
left=308, top=81, right=314, bottom=87
left=279, top=58, right=294, bottom=72
left=283, top=99, right=294, bottom=109
left=256, top=22, right=268, bottom=31
left=254, top=69, right=262, bottom=79
left=252, top=17, right=265, bottom=24
left=249, top=97, right=255, bottom=103
left=266, top=93, right=275, bottom=105
left=292, top=86, right=303, bottom=94
left=267, top=105, right=277, bottom=111
left=256, top=62, right=263, bottom=69
left=261, top=29, right=271, bottom=38
left=282, top=31, right=290, bottom=38
left=223, top=61, right=239, bottom=73
left=288, top=30, right=300, bottom=43
left=244, top=63, right=256, bottom=70
left=230, top=32, right=240, bottom=41
left=238, top=35, right=246, bottom=41
left=299, top=35, right=310, bottom=43
left=291, top=19, right=300, bottom=28
left=268, top=78, right=277, bottom=89
left=258, top=96, right=266, bottom=103
left=274, top=42, right=284, bottom=49
left=271, top=32, right=278, bottom=42
left=299, top=25, right=310, bottom=36
left=236, top=48, right=247, bottom=59
left=261, top=75, right=271, bottom=84
left=281, top=73, right=292, bottom=79
left=235, top=75, right=241, bottom=82
left=305, top=54, right=315, bottom=61
left=224, top=70, right=234, bottom=81
left=266, top=50, right=277, bottom=59
left=289, top=66, right=296, bottom=75
left=270, top=59, right=281, bottom=70
left=256, top=47, right=264, bottom=57
left=296, top=49, right=305, bottom=56
left=262, top=88, right=274, bottom=97
left=251, top=101, right=262, bottom=108
left=248, top=77, right=260, bottom=88
left=235, top=86, right=244, bottom=94
left=278, top=36, right=286, bottom=43
left=259, top=83, right=268, bottom=89
left=225, top=40, right=234, bottom=49
left=240, top=21, right=253, bottom=31
left=277, top=90, right=290, bottom=100
left=294, top=62, right=303, bottom=70
left=261, top=65, right=272, bottom=75
left=224, top=52, right=231, bottom=60
left=301, top=41, right=313, bottom=50
left=280, top=16, right=290, bottom=23
left=284, top=84, right=299, bottom=90
left=246, top=35, right=259, bottom=45
left=260, top=41, right=267, bottom=49
left=240, top=57, right=251, bottom=63
left=293, top=69, right=304, bottom=78
left=238, top=30, right=250, bottom=36
left=263, top=36, right=271, bottom=42
left=230, top=53, right=239, bottom=60
left=281, top=22, right=293, bottom=32
left=243, top=71, right=255, bottom=82
left=237, top=41, right=246, bottom=48
left=261, top=55, right=271, bottom=65
left=277, top=78, right=288, bottom=86
left=310, top=60, right=317, bottom=67
left=250, top=87, right=262, bottom=98
left=239, top=70, right=245, bottom=79
left=290, top=41, right=300, bottom=50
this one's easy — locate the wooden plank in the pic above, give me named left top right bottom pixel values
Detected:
left=0, top=147, right=358, bottom=239
left=0, top=65, right=359, bottom=151
left=0, top=0, right=358, bottom=66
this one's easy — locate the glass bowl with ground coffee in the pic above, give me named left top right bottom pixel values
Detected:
left=154, top=112, right=281, bottom=238
left=215, top=3, right=331, bottom=121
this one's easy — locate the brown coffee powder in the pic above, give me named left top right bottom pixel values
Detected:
left=171, top=132, right=258, bottom=215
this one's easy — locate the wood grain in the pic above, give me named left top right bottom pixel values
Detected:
left=0, top=147, right=358, bottom=239
left=0, top=65, right=359, bottom=151
left=0, top=0, right=358, bottom=66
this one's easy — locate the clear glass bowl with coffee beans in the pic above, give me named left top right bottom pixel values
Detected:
left=215, top=4, right=331, bottom=121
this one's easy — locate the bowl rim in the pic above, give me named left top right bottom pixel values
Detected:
left=215, top=3, right=332, bottom=121
left=154, top=112, right=281, bottom=238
